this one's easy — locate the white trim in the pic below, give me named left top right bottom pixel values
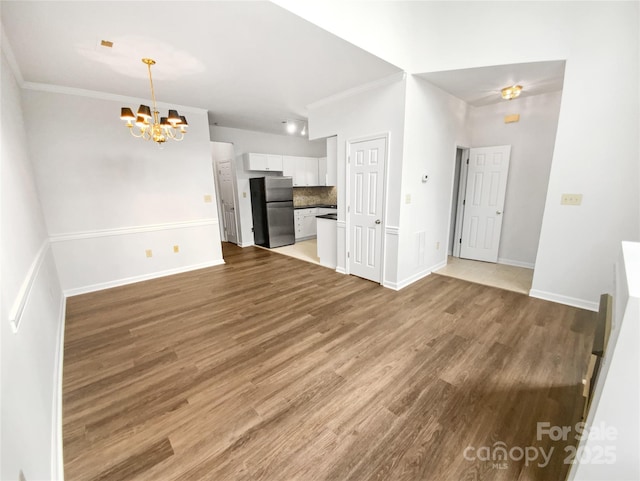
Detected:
left=22, top=82, right=207, bottom=114
left=384, top=268, right=433, bottom=291
left=64, top=259, right=225, bottom=297
left=1, top=26, right=25, bottom=86
left=307, top=71, right=406, bottom=110
left=9, top=240, right=50, bottom=332
left=51, top=294, right=66, bottom=481
left=239, top=241, right=255, bottom=248
left=498, top=257, right=535, bottom=269
left=385, top=225, right=400, bottom=236
left=429, top=259, right=448, bottom=273
left=49, top=219, right=218, bottom=243
left=336, top=266, right=347, bottom=275
left=529, top=289, right=599, bottom=312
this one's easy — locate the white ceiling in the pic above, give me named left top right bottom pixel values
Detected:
left=0, top=1, right=401, bottom=134
left=418, top=60, right=566, bottom=107
left=1, top=2, right=567, bottom=133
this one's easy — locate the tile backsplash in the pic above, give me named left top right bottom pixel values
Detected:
left=293, top=187, right=337, bottom=207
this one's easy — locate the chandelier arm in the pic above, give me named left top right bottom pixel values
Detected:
left=129, top=128, right=145, bottom=139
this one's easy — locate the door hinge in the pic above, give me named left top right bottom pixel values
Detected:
left=466, top=158, right=469, bottom=165
left=463, top=199, right=466, bottom=205
left=459, top=238, right=462, bottom=244
left=347, top=252, right=350, bottom=258
left=347, top=156, right=351, bottom=164
left=347, top=205, right=350, bottom=213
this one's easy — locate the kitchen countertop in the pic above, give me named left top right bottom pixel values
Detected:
left=294, top=204, right=337, bottom=210
left=316, top=213, right=337, bottom=220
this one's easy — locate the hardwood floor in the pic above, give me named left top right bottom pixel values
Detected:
left=63, top=243, right=595, bottom=481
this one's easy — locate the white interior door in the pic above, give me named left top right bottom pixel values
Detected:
left=349, top=137, right=386, bottom=283
left=460, top=145, right=511, bottom=263
left=218, top=160, right=238, bottom=245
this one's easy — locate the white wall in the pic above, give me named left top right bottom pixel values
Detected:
left=209, top=125, right=326, bottom=246
left=22, top=87, right=223, bottom=295
left=308, top=76, right=406, bottom=284
left=569, top=242, right=640, bottom=480
left=278, top=0, right=640, bottom=310
left=395, top=75, right=470, bottom=288
left=1, top=49, right=65, bottom=481
left=469, top=91, right=563, bottom=268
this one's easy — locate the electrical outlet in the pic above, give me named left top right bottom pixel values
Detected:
left=243, top=192, right=247, bottom=198
left=561, top=193, right=583, bottom=206
left=436, top=241, right=440, bottom=250
left=173, top=245, right=180, bottom=253
left=145, top=249, right=153, bottom=258
left=405, top=194, right=411, bottom=204
left=203, top=194, right=212, bottom=203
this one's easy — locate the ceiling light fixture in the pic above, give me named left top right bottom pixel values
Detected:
left=120, top=58, right=188, bottom=145
left=501, top=84, right=523, bottom=100
left=282, top=119, right=307, bottom=136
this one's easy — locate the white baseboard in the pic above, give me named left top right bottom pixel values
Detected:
left=336, top=266, right=347, bottom=274
left=498, top=257, right=535, bottom=269
left=64, top=259, right=225, bottom=297
left=384, top=267, right=433, bottom=291
left=239, top=241, right=254, bottom=248
left=429, top=259, right=448, bottom=273
left=51, top=292, right=66, bottom=481
left=529, top=289, right=599, bottom=312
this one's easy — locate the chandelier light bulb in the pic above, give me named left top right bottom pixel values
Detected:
left=501, top=85, right=523, bottom=101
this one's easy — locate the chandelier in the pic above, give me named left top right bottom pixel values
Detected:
left=120, top=58, right=188, bottom=144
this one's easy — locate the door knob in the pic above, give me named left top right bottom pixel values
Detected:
left=496, top=211, right=502, bottom=215
left=375, top=219, right=381, bottom=224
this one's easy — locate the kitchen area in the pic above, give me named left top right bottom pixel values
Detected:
left=228, top=135, right=339, bottom=269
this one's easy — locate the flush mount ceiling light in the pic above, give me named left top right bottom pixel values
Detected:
left=501, top=85, right=523, bottom=100
left=120, top=58, right=188, bottom=145
left=282, top=119, right=307, bottom=136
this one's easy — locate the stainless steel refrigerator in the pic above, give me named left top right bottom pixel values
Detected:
left=249, top=177, right=295, bottom=248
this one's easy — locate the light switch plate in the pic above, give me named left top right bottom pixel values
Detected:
left=203, top=194, right=212, bottom=203
left=561, top=193, right=583, bottom=206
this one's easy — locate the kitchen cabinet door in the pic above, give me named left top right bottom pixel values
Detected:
left=326, top=136, right=337, bottom=186
left=303, top=157, right=319, bottom=186
left=282, top=155, right=295, bottom=179
left=267, top=154, right=283, bottom=171
left=244, top=153, right=283, bottom=172
left=302, top=211, right=317, bottom=237
left=318, top=157, right=327, bottom=186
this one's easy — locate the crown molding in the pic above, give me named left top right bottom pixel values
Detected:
left=307, top=71, right=406, bottom=111
left=22, top=81, right=208, bottom=114
left=1, top=24, right=25, bottom=86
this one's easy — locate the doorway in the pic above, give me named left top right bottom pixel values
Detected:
left=443, top=145, right=533, bottom=293
left=347, top=135, right=387, bottom=284
left=211, top=142, right=239, bottom=245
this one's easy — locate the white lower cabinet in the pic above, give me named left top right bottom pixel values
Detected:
left=294, top=208, right=318, bottom=240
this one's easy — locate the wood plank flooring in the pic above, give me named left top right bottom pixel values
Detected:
left=63, top=243, right=595, bottom=481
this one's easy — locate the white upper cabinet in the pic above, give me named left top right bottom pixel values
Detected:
left=244, top=153, right=283, bottom=172
left=326, top=136, right=337, bottom=187
left=299, top=157, right=319, bottom=186
left=318, top=157, right=328, bottom=186
left=282, top=155, right=295, bottom=178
